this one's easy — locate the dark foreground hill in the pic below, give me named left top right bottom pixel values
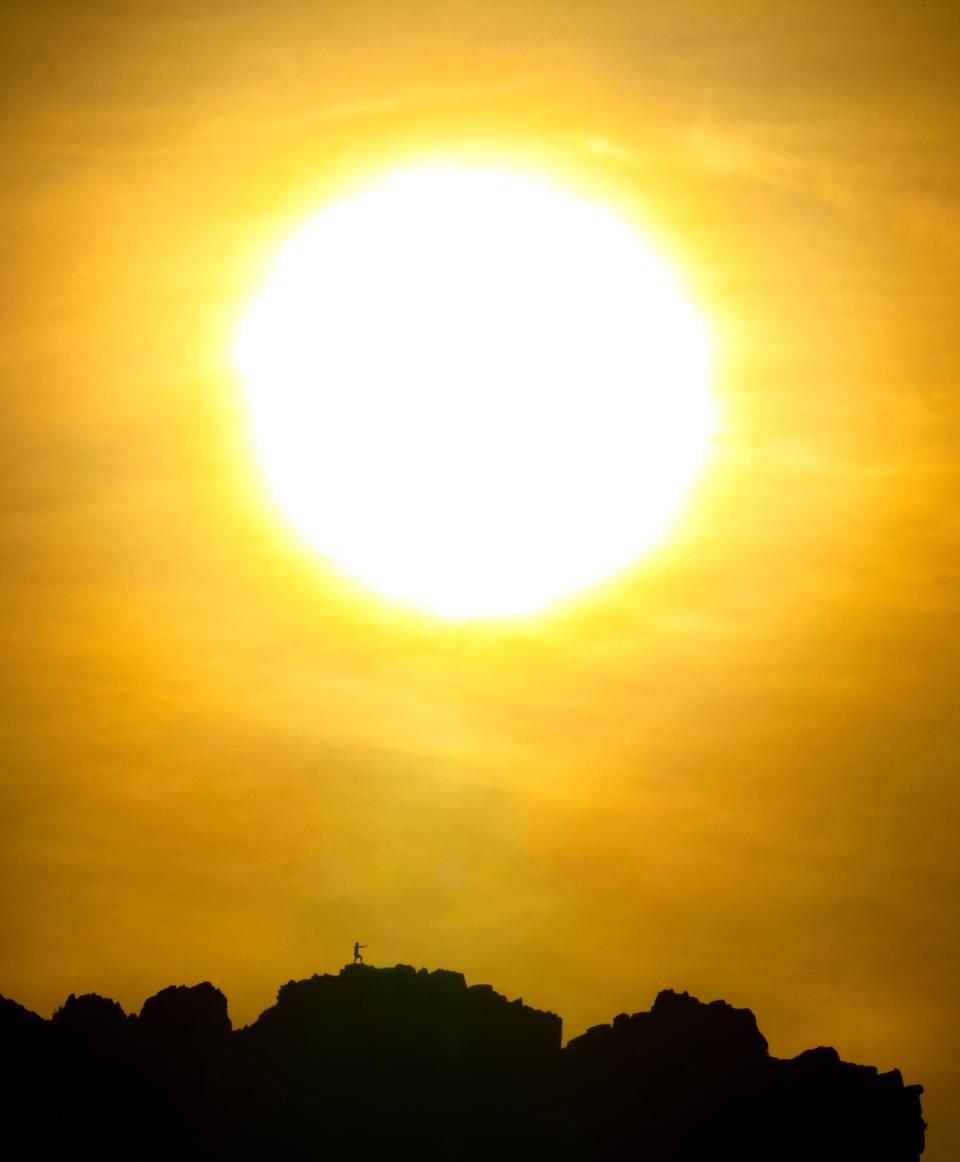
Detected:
left=0, top=964, right=924, bottom=1160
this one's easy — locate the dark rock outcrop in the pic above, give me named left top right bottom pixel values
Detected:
left=232, top=964, right=562, bottom=1156
left=51, top=992, right=128, bottom=1041
left=0, top=992, right=47, bottom=1043
left=557, top=989, right=924, bottom=1161
left=0, top=971, right=924, bottom=1160
left=138, top=982, right=232, bottom=1049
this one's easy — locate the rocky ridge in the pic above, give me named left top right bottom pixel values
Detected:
left=0, top=964, right=924, bottom=1159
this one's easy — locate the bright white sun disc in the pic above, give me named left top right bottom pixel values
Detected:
left=234, top=167, right=715, bottom=619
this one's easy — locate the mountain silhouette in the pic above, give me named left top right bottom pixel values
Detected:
left=0, top=964, right=924, bottom=1159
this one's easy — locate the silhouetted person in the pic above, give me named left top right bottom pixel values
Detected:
left=353, top=941, right=366, bottom=964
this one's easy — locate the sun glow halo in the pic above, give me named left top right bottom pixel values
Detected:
left=234, top=167, right=715, bottom=619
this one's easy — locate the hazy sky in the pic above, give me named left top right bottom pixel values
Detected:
left=2, top=1, right=959, bottom=1155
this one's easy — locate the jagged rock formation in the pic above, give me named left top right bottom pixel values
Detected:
left=233, top=964, right=561, bottom=1156
left=0, top=967, right=924, bottom=1160
left=558, top=989, right=925, bottom=1160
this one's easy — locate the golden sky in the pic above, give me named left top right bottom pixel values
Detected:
left=2, top=1, right=959, bottom=1155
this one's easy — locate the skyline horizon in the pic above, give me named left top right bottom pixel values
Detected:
left=2, top=1, right=957, bottom=1157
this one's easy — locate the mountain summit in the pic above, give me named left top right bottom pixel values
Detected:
left=0, top=964, right=924, bottom=1159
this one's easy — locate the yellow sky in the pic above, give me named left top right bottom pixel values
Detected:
left=2, top=1, right=959, bottom=1156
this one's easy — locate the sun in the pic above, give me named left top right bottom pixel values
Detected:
left=233, top=165, right=715, bottom=619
